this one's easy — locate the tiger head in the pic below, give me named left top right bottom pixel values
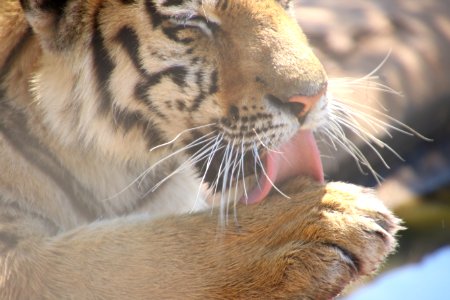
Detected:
left=23, top=0, right=328, bottom=203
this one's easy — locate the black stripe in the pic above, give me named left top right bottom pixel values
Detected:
left=91, top=7, right=115, bottom=115
left=176, top=99, right=186, bottom=111
left=142, top=119, right=166, bottom=150
left=195, top=70, right=204, bottom=88
left=134, top=81, right=168, bottom=119
left=112, top=107, right=165, bottom=149
left=115, top=26, right=167, bottom=120
left=209, top=69, right=219, bottom=95
left=167, top=66, right=188, bottom=87
left=145, top=1, right=166, bottom=28
left=115, top=26, right=148, bottom=75
left=189, top=70, right=206, bottom=112
left=104, top=26, right=169, bottom=144
left=121, top=0, right=137, bottom=4
left=190, top=16, right=220, bottom=33
left=190, top=93, right=205, bottom=112
left=148, top=66, right=188, bottom=89
left=165, top=100, right=173, bottom=109
left=115, top=26, right=189, bottom=120
left=218, top=0, right=229, bottom=11
left=162, top=26, right=194, bottom=44
left=20, top=0, right=69, bottom=16
left=113, top=109, right=140, bottom=133
left=134, top=66, right=188, bottom=119
left=185, top=47, right=194, bottom=55
left=37, top=0, right=69, bottom=16
left=191, top=57, right=200, bottom=65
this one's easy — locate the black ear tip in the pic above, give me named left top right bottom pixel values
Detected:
left=20, top=0, right=69, bottom=16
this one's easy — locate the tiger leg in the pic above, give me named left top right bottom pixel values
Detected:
left=0, top=178, right=400, bottom=299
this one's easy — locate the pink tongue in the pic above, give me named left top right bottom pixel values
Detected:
left=243, top=130, right=324, bottom=204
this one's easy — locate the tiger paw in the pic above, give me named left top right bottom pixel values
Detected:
left=214, top=178, right=402, bottom=299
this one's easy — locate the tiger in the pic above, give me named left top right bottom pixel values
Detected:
left=0, top=0, right=401, bottom=299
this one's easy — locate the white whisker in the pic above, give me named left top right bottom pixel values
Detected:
left=191, top=133, right=224, bottom=213
left=219, top=143, right=233, bottom=225
left=137, top=132, right=216, bottom=188
left=149, top=134, right=219, bottom=194
left=239, top=140, right=249, bottom=200
left=149, top=123, right=216, bottom=152
left=322, top=125, right=383, bottom=182
left=103, top=131, right=215, bottom=201
left=252, top=146, right=290, bottom=199
left=331, top=111, right=405, bottom=161
left=331, top=100, right=431, bottom=140
left=253, top=128, right=283, bottom=154
left=332, top=117, right=396, bottom=168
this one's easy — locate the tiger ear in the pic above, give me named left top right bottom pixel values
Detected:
left=20, top=0, right=74, bottom=50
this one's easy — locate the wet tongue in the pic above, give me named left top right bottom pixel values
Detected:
left=243, top=130, right=324, bottom=204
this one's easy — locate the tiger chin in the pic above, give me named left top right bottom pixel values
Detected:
left=0, top=0, right=401, bottom=299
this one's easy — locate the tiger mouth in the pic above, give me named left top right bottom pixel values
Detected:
left=190, top=128, right=324, bottom=204
left=244, top=129, right=324, bottom=204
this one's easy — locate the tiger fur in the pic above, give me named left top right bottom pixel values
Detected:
left=0, top=0, right=401, bottom=299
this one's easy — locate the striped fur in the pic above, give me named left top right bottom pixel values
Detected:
left=0, top=0, right=400, bottom=298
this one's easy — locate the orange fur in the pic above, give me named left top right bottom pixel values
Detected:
left=0, top=1, right=400, bottom=299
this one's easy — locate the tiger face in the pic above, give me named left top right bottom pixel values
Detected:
left=24, top=0, right=328, bottom=204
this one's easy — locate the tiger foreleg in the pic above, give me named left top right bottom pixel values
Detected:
left=1, top=178, right=400, bottom=299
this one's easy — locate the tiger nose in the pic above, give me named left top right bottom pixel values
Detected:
left=288, top=83, right=327, bottom=117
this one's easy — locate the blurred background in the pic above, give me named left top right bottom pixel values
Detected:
left=293, top=0, right=450, bottom=298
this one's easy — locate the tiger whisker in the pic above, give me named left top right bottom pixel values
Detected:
left=253, top=128, right=283, bottom=154
left=219, top=143, right=233, bottom=224
left=338, top=49, right=393, bottom=85
left=322, top=127, right=369, bottom=176
left=331, top=100, right=431, bottom=140
left=230, top=140, right=248, bottom=226
left=333, top=111, right=389, bottom=147
left=229, top=141, right=244, bottom=205
left=317, top=131, right=338, bottom=151
left=149, top=123, right=216, bottom=152
left=322, top=125, right=383, bottom=182
left=252, top=145, right=290, bottom=199
left=252, top=142, right=262, bottom=193
left=209, top=142, right=230, bottom=212
left=330, top=110, right=405, bottom=162
left=330, top=116, right=396, bottom=169
left=191, top=133, right=224, bottom=213
left=103, top=131, right=215, bottom=201
left=323, top=123, right=369, bottom=172
left=150, top=134, right=221, bottom=192
left=239, top=139, right=249, bottom=200
left=329, top=77, right=401, bottom=97
left=331, top=105, right=392, bottom=138
left=225, top=143, right=240, bottom=223
left=137, top=132, right=216, bottom=188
